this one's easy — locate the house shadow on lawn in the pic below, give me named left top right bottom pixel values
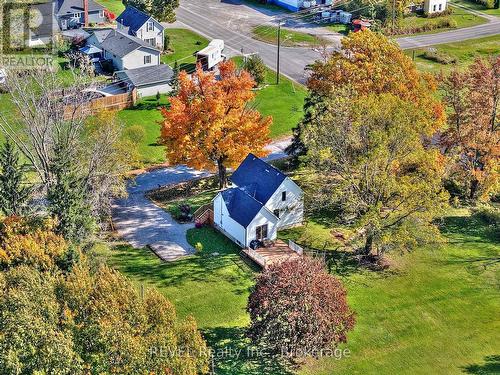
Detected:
left=203, top=326, right=293, bottom=375
left=461, top=355, right=500, bottom=374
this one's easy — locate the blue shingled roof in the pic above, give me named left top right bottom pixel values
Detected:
left=116, top=6, right=152, bottom=34
left=221, top=188, right=264, bottom=228
left=230, top=153, right=287, bottom=205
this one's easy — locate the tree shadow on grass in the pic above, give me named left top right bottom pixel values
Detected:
left=461, top=355, right=500, bottom=374
left=203, top=326, right=293, bottom=375
left=439, top=215, right=499, bottom=244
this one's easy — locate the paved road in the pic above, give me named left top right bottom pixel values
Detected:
left=111, top=141, right=292, bottom=261
left=177, top=0, right=500, bottom=83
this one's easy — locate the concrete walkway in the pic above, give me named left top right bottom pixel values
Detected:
left=112, top=166, right=210, bottom=261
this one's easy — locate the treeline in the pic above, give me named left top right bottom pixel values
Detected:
left=288, top=30, right=499, bottom=257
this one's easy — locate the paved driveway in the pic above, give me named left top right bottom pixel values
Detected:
left=112, top=166, right=210, bottom=261
left=111, top=141, right=291, bottom=261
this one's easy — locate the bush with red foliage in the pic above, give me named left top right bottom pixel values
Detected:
left=247, top=257, right=355, bottom=359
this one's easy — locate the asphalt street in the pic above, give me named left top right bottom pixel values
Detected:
left=177, top=0, right=500, bottom=83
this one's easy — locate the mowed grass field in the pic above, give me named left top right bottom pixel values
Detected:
left=405, top=34, right=500, bottom=73
left=161, top=28, right=210, bottom=72
left=95, top=210, right=500, bottom=374
left=450, top=0, right=500, bottom=16
left=252, top=25, right=328, bottom=47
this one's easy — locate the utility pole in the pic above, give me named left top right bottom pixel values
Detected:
left=392, top=0, right=396, bottom=32
left=276, top=21, right=281, bottom=85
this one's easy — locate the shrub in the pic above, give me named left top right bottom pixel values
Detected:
left=422, top=50, right=458, bottom=64
left=386, top=16, right=457, bottom=35
left=472, top=0, right=495, bottom=8
left=242, top=55, right=267, bottom=87
left=177, top=204, right=193, bottom=222
left=123, top=125, right=146, bottom=145
left=195, top=242, right=203, bottom=253
left=247, top=257, right=355, bottom=360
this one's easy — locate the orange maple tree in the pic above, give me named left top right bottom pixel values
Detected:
left=160, top=61, right=272, bottom=188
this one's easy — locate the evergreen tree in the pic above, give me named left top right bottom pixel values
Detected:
left=0, top=141, right=31, bottom=216
left=170, top=60, right=180, bottom=95
left=47, top=145, right=95, bottom=243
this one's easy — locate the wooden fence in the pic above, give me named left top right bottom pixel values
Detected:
left=63, top=88, right=137, bottom=120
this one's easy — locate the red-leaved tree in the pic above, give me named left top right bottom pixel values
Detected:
left=247, top=257, right=355, bottom=359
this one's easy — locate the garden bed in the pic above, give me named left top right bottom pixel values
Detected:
left=148, top=176, right=219, bottom=223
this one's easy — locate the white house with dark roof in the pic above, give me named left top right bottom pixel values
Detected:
left=99, top=29, right=161, bottom=70
left=213, top=154, right=304, bottom=248
left=116, top=6, right=165, bottom=50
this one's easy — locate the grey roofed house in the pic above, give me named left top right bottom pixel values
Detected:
left=114, top=64, right=174, bottom=97
left=56, top=0, right=104, bottom=17
left=100, top=29, right=158, bottom=58
left=28, top=1, right=59, bottom=47
left=89, top=28, right=112, bottom=44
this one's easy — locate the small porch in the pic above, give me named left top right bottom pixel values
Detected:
left=241, top=240, right=302, bottom=269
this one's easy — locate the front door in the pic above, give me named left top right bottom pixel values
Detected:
left=256, top=224, right=268, bottom=241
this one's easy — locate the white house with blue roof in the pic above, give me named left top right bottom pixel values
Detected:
left=213, top=154, right=304, bottom=248
left=116, top=6, right=165, bottom=50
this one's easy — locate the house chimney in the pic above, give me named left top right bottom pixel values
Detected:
left=83, top=0, right=89, bottom=27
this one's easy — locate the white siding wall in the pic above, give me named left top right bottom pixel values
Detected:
left=265, top=178, right=304, bottom=230
left=121, top=47, right=159, bottom=69
left=246, top=209, right=279, bottom=247
left=213, top=194, right=246, bottom=247
left=136, top=20, right=164, bottom=50
left=137, top=83, right=172, bottom=97
left=424, top=0, right=447, bottom=13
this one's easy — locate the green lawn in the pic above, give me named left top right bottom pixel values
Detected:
left=405, top=34, right=500, bottom=73
left=252, top=25, right=328, bottom=47
left=94, top=0, right=124, bottom=15
left=325, top=23, right=350, bottom=35
left=116, top=95, right=168, bottom=165
left=161, top=28, right=210, bottom=72
left=97, top=209, right=500, bottom=374
left=233, top=56, right=307, bottom=138
left=94, top=227, right=254, bottom=329
left=394, top=6, right=487, bottom=35
left=450, top=0, right=500, bottom=16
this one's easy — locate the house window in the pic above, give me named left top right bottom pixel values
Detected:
left=273, top=209, right=280, bottom=218
left=281, top=191, right=287, bottom=201
left=438, top=3, right=442, bottom=10
left=256, top=224, right=268, bottom=241
left=99, top=10, right=105, bottom=18
left=146, top=38, right=156, bottom=46
left=147, top=21, right=154, bottom=31
left=144, top=55, right=151, bottom=64
left=73, top=12, right=82, bottom=18
left=433, top=4, right=437, bottom=11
